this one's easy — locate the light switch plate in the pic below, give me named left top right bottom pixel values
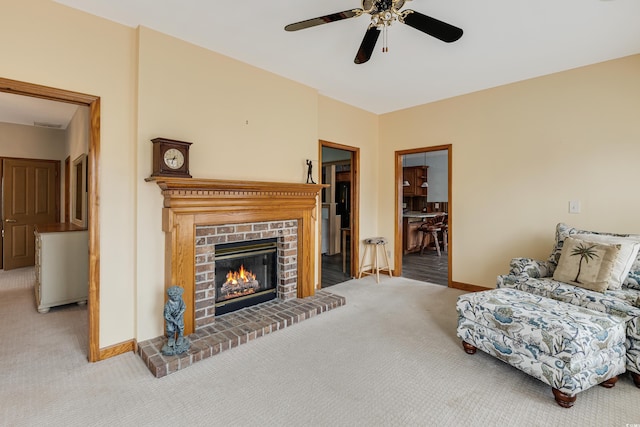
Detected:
left=569, top=200, right=581, bottom=214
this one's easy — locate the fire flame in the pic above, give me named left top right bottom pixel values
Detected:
left=225, top=264, right=256, bottom=285
left=220, top=264, right=260, bottom=301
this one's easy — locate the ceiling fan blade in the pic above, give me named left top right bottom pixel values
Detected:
left=285, top=9, right=361, bottom=31
left=354, top=27, right=381, bottom=64
left=402, top=10, right=463, bottom=43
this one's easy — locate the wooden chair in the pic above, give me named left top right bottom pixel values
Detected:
left=418, top=214, right=448, bottom=256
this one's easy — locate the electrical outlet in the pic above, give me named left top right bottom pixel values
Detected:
left=569, top=200, right=581, bottom=214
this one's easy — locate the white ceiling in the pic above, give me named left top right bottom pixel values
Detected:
left=0, top=92, right=78, bottom=130
left=4, top=0, right=640, bottom=123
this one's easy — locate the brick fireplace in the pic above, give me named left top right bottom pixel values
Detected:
left=147, top=177, right=326, bottom=335
left=138, top=177, right=347, bottom=378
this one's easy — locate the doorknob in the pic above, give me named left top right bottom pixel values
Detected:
left=4, top=219, right=16, bottom=223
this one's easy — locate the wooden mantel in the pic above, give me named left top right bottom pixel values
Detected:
left=148, top=176, right=326, bottom=335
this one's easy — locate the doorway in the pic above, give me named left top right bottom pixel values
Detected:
left=319, top=140, right=360, bottom=288
left=0, top=77, right=101, bottom=361
left=394, top=145, right=451, bottom=286
left=1, top=158, right=60, bottom=270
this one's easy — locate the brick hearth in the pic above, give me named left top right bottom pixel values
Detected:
left=138, top=290, right=345, bottom=378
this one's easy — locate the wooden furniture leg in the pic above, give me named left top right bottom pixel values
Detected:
left=419, top=229, right=429, bottom=255
left=357, top=244, right=370, bottom=279
left=552, top=388, right=576, bottom=408
left=631, top=372, right=640, bottom=388
left=432, top=230, right=441, bottom=256
left=374, top=244, right=380, bottom=283
left=599, top=376, right=618, bottom=388
left=462, top=341, right=477, bottom=354
left=443, top=229, right=448, bottom=252
left=419, top=228, right=442, bottom=256
left=382, top=246, right=392, bottom=278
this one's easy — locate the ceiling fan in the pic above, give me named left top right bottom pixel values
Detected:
left=284, top=0, right=463, bottom=64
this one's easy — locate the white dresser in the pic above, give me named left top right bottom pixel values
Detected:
left=34, top=223, right=88, bottom=313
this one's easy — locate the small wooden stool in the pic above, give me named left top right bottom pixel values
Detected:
left=358, top=237, right=392, bottom=283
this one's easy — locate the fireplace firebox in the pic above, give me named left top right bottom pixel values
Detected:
left=214, top=238, right=278, bottom=315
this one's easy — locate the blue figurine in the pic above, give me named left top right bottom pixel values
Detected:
left=161, top=285, right=190, bottom=356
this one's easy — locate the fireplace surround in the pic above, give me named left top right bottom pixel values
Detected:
left=194, top=219, right=299, bottom=326
left=148, top=177, right=325, bottom=335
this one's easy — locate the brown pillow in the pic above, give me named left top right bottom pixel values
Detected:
left=552, top=236, right=620, bottom=292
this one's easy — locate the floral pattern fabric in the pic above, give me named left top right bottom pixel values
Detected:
left=457, top=288, right=626, bottom=396
left=509, top=257, right=556, bottom=278
left=497, top=273, right=640, bottom=375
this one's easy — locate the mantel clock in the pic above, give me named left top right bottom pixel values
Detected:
left=150, top=138, right=192, bottom=178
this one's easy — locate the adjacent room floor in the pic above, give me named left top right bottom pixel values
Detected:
left=321, top=249, right=448, bottom=287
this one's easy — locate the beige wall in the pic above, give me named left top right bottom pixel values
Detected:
left=379, top=54, right=640, bottom=288
left=64, top=107, right=90, bottom=222
left=135, top=27, right=322, bottom=340
left=318, top=96, right=380, bottom=260
left=1, top=0, right=138, bottom=346
left=0, top=122, right=66, bottom=160
left=65, top=107, right=89, bottom=161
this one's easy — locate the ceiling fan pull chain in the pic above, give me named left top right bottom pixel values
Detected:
left=383, top=24, right=388, bottom=53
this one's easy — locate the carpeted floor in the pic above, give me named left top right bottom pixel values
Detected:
left=1, top=272, right=638, bottom=426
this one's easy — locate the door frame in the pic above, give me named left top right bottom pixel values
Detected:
left=0, top=77, right=101, bottom=362
left=394, top=144, right=452, bottom=285
left=64, top=156, right=70, bottom=223
left=318, top=140, right=360, bottom=287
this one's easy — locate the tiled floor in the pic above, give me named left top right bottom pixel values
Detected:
left=138, top=290, right=346, bottom=377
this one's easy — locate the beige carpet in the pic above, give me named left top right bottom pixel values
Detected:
left=1, top=273, right=638, bottom=426
left=0, top=266, right=38, bottom=290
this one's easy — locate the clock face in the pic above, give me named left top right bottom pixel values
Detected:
left=163, top=148, right=185, bottom=170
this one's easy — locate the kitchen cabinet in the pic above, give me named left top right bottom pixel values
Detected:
left=34, top=223, right=88, bottom=313
left=403, top=217, right=425, bottom=254
left=402, top=166, right=428, bottom=197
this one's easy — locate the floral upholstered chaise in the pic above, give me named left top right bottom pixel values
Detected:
left=496, top=223, right=640, bottom=388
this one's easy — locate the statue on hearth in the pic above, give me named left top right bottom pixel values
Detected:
left=161, top=285, right=191, bottom=356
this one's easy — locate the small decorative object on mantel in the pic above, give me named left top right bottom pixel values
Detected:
left=161, top=285, right=191, bottom=356
left=150, top=137, right=192, bottom=178
left=306, top=159, right=316, bottom=184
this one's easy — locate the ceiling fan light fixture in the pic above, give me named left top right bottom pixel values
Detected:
left=284, top=0, right=463, bottom=64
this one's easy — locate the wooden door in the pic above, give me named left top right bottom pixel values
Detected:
left=2, top=158, right=59, bottom=270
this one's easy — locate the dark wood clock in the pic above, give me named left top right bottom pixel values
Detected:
left=150, top=137, right=192, bottom=178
